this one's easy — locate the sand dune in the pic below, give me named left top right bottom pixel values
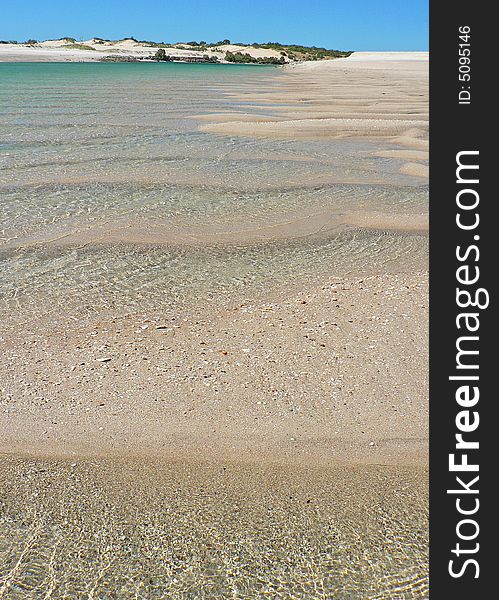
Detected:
left=0, top=39, right=286, bottom=62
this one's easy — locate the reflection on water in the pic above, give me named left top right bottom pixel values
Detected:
left=0, top=457, right=428, bottom=599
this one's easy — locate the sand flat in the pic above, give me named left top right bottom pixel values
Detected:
left=199, top=52, right=429, bottom=179
left=1, top=268, right=428, bottom=466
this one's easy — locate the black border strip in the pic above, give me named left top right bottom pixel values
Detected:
left=430, top=2, right=493, bottom=595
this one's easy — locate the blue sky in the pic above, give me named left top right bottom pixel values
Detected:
left=0, top=0, right=428, bottom=51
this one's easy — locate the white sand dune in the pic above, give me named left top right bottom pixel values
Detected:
left=0, top=39, right=285, bottom=62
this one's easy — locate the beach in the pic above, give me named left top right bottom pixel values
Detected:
left=0, top=53, right=429, bottom=596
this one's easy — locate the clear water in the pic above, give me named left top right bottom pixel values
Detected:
left=0, top=62, right=427, bottom=320
left=0, top=457, right=428, bottom=599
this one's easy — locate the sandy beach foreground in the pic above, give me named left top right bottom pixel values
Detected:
left=1, top=53, right=429, bottom=596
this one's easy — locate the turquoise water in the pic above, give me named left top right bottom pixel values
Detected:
left=0, top=62, right=427, bottom=319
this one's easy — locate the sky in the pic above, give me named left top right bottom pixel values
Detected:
left=0, top=0, right=428, bottom=51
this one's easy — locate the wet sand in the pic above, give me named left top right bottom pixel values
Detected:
left=1, top=267, right=427, bottom=465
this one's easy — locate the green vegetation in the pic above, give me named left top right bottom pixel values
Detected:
left=250, top=42, right=352, bottom=60
left=225, top=51, right=286, bottom=65
left=64, top=43, right=96, bottom=51
left=213, top=40, right=352, bottom=62
left=204, top=39, right=352, bottom=61
left=182, top=44, right=208, bottom=52
left=141, top=42, right=174, bottom=48
left=107, top=37, right=139, bottom=46
left=225, top=51, right=252, bottom=63
left=153, top=49, right=171, bottom=61
left=25, top=39, right=38, bottom=45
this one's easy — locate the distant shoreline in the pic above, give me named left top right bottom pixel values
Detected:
left=0, top=37, right=352, bottom=64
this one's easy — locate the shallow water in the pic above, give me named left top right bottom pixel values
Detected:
left=0, top=457, right=428, bottom=599
left=0, top=62, right=427, bottom=320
